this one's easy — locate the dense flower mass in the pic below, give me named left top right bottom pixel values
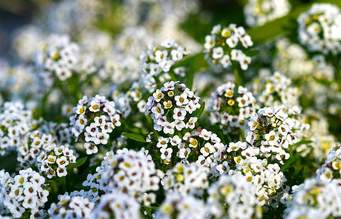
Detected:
left=83, top=149, right=159, bottom=205
left=36, top=35, right=80, bottom=81
left=204, top=23, right=253, bottom=71
left=0, top=0, right=340, bottom=218
left=70, top=95, right=121, bottom=154
left=208, top=82, right=257, bottom=128
left=48, top=193, right=94, bottom=219
left=208, top=174, right=262, bottom=219
left=36, top=143, right=77, bottom=179
left=1, top=168, right=49, bottom=218
left=157, top=192, right=206, bottom=219
left=298, top=3, right=341, bottom=54
left=246, top=106, right=300, bottom=163
left=285, top=179, right=341, bottom=219
left=244, top=0, right=291, bottom=26
left=91, top=192, right=140, bottom=219
left=0, top=102, right=33, bottom=156
left=146, top=81, right=201, bottom=135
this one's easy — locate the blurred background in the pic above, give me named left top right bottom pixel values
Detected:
left=0, top=0, right=315, bottom=58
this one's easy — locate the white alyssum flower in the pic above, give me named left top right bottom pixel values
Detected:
left=208, top=82, right=257, bottom=128
left=157, top=192, right=206, bottom=219
left=146, top=81, right=201, bottom=134
left=246, top=106, right=300, bottom=163
left=316, top=144, right=341, bottom=182
left=70, top=95, right=121, bottom=155
left=204, top=23, right=253, bottom=71
left=0, top=101, right=33, bottom=156
left=36, top=143, right=77, bottom=179
left=140, top=40, right=188, bottom=92
left=285, top=178, right=341, bottom=219
left=2, top=168, right=49, bottom=218
left=298, top=3, right=341, bottom=54
left=36, top=34, right=80, bottom=81
left=244, top=0, right=290, bottom=27
left=90, top=192, right=140, bottom=219
left=207, top=174, right=262, bottom=219
left=48, top=192, right=94, bottom=219
left=161, top=162, right=209, bottom=195
left=83, top=148, right=159, bottom=205
left=152, top=128, right=225, bottom=166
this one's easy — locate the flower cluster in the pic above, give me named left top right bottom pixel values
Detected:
left=298, top=3, right=341, bottom=54
left=316, top=144, right=341, bottom=182
left=274, top=39, right=335, bottom=81
left=48, top=193, right=94, bottom=219
left=154, top=128, right=225, bottom=166
left=216, top=140, right=288, bottom=204
left=1, top=168, right=49, bottom=218
left=255, top=72, right=300, bottom=112
left=208, top=82, right=257, bottom=128
left=83, top=149, right=159, bottom=205
left=157, top=192, right=206, bottom=219
left=17, top=131, right=57, bottom=167
left=1, top=0, right=341, bottom=218
left=161, top=162, right=209, bottom=195
left=70, top=95, right=121, bottom=154
left=247, top=106, right=300, bottom=163
left=244, top=0, right=290, bottom=26
left=37, top=144, right=77, bottom=178
left=141, top=40, right=188, bottom=80
left=91, top=192, right=140, bottom=219
left=204, top=24, right=253, bottom=71
left=0, top=102, right=33, bottom=156
left=285, top=179, right=341, bottom=219
left=146, top=81, right=201, bottom=134
left=36, top=34, right=80, bottom=81
left=207, top=174, right=262, bottom=219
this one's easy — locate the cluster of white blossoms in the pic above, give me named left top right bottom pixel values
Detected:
left=238, top=160, right=287, bottom=205
left=247, top=106, right=300, bottom=163
left=154, top=128, right=225, bottom=165
left=207, top=174, right=262, bottom=219
left=298, top=3, right=341, bottom=54
left=48, top=193, right=94, bottom=219
left=255, top=72, right=300, bottom=112
left=216, top=143, right=287, bottom=205
left=1, top=0, right=341, bottom=218
left=36, top=144, right=77, bottom=179
left=244, top=0, right=290, bottom=26
left=274, top=39, right=335, bottom=81
left=83, top=149, right=160, bottom=205
left=0, top=170, right=11, bottom=213
left=204, top=24, right=253, bottom=71
left=70, top=95, right=121, bottom=154
left=91, top=192, right=140, bottom=219
left=285, top=179, right=341, bottom=219
left=138, top=41, right=188, bottom=93
left=316, top=144, right=341, bottom=182
left=0, top=102, right=33, bottom=156
left=141, top=40, right=188, bottom=77
left=17, top=131, right=57, bottom=167
left=36, top=35, right=80, bottom=81
left=0, top=168, right=49, bottom=218
left=157, top=192, right=206, bottom=219
left=208, top=82, right=257, bottom=128
left=146, top=81, right=201, bottom=135
left=161, top=162, right=209, bottom=195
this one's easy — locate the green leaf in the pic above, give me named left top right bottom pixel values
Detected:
left=68, top=157, right=87, bottom=170
left=123, top=132, right=146, bottom=143
left=75, top=157, right=87, bottom=167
